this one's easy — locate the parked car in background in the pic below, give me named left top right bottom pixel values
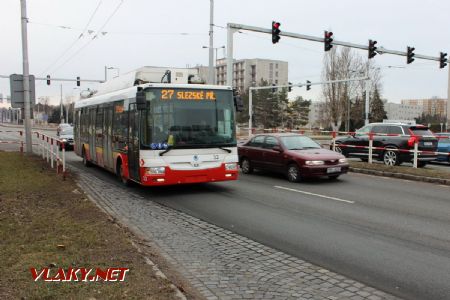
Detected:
left=58, top=126, right=74, bottom=150
left=238, top=133, right=349, bottom=182
left=333, top=122, right=438, bottom=167
left=435, top=132, right=450, bottom=163
left=56, top=123, right=72, bottom=136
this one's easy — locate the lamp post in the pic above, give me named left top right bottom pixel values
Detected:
left=202, top=45, right=225, bottom=84
left=104, top=66, right=120, bottom=81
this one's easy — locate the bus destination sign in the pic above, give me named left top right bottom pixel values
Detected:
left=161, top=89, right=216, bottom=101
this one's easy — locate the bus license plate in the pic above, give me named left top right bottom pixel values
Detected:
left=327, top=167, right=341, bottom=174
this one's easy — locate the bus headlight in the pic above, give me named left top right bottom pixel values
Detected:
left=225, top=163, right=238, bottom=170
left=145, top=167, right=166, bottom=174
left=305, top=160, right=325, bottom=166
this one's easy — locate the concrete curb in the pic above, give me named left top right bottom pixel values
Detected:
left=350, top=167, right=450, bottom=186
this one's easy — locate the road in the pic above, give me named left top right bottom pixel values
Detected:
left=2, top=124, right=450, bottom=299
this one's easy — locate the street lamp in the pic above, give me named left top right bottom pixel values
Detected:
left=104, top=66, right=120, bottom=81
left=203, top=45, right=225, bottom=84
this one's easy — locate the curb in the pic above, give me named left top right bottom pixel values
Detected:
left=349, top=167, right=450, bottom=185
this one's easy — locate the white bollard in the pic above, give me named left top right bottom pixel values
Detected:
left=413, top=140, right=418, bottom=168
left=368, top=134, right=373, bottom=164
left=56, top=141, right=60, bottom=173
left=62, top=143, right=66, bottom=173
left=50, top=139, right=54, bottom=168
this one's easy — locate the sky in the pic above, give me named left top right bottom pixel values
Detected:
left=0, top=0, right=449, bottom=106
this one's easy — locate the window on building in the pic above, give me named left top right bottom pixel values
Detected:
left=275, top=71, right=278, bottom=77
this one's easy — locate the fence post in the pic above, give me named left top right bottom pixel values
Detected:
left=50, top=138, right=54, bottom=168
left=56, top=141, right=60, bottom=173
left=413, top=138, right=418, bottom=168
left=20, top=131, right=23, bottom=153
left=368, top=133, right=373, bottom=164
left=46, top=136, right=50, bottom=162
left=332, top=131, right=336, bottom=152
left=62, top=142, right=66, bottom=175
left=41, top=135, right=45, bottom=159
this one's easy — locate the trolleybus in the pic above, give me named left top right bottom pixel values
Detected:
left=74, top=77, right=242, bottom=186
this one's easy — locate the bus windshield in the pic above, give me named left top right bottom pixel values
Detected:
left=140, top=88, right=236, bottom=149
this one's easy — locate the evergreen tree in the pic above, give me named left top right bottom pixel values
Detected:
left=370, top=86, right=386, bottom=122
left=288, top=96, right=311, bottom=128
left=350, top=96, right=365, bottom=130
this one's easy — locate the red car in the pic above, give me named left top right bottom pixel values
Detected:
left=238, top=133, right=349, bottom=182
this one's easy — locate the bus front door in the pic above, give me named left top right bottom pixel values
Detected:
left=128, top=105, right=140, bottom=182
left=103, top=106, right=113, bottom=170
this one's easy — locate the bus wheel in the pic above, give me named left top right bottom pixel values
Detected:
left=117, top=161, right=131, bottom=186
left=82, top=148, right=91, bottom=167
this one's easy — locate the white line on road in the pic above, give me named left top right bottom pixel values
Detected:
left=274, top=186, right=355, bottom=204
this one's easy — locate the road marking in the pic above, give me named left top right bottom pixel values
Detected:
left=274, top=186, right=355, bottom=204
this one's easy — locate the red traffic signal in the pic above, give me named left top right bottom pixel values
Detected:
left=272, top=21, right=281, bottom=44
left=324, top=31, right=333, bottom=51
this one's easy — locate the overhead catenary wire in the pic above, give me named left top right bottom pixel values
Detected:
left=50, top=0, right=124, bottom=74
left=39, top=0, right=103, bottom=75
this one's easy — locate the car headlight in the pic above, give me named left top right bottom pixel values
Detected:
left=145, top=167, right=165, bottom=174
left=62, top=139, right=67, bottom=142
left=339, top=158, right=347, bottom=163
left=305, top=160, right=325, bottom=166
left=225, top=163, right=238, bottom=170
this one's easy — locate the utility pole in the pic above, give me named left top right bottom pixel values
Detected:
left=60, top=84, right=64, bottom=123
left=208, top=0, right=214, bottom=85
left=365, top=63, right=370, bottom=125
left=20, top=0, right=32, bottom=153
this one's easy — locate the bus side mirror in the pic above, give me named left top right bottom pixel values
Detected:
left=233, top=90, right=244, bottom=112
left=136, top=90, right=147, bottom=110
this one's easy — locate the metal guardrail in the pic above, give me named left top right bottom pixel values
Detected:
left=34, top=132, right=66, bottom=175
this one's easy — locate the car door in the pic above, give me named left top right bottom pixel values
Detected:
left=371, top=125, right=389, bottom=155
left=261, top=136, right=284, bottom=172
left=245, top=135, right=265, bottom=169
left=345, top=125, right=371, bottom=157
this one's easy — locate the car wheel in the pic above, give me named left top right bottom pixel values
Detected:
left=417, top=162, right=427, bottom=168
left=117, top=161, right=131, bottom=186
left=240, top=158, right=253, bottom=174
left=82, top=148, right=91, bottom=167
left=328, top=175, right=340, bottom=180
left=383, top=149, right=400, bottom=166
left=287, top=163, right=301, bottom=182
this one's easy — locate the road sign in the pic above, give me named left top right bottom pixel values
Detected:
left=9, top=74, right=36, bottom=108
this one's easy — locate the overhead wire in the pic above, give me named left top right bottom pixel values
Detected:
left=39, top=0, right=103, bottom=75
left=50, top=0, right=124, bottom=74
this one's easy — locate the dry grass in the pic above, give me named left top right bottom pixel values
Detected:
left=350, top=161, right=450, bottom=180
left=0, top=152, right=181, bottom=299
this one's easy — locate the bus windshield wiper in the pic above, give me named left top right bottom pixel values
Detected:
left=218, top=146, right=232, bottom=153
left=159, top=146, right=174, bottom=156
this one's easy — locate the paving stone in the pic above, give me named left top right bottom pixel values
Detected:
left=73, top=165, right=400, bottom=300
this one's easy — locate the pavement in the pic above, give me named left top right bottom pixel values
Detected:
left=2, top=124, right=450, bottom=299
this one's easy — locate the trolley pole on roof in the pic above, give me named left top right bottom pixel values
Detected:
left=20, top=0, right=32, bottom=153
left=208, top=0, right=214, bottom=85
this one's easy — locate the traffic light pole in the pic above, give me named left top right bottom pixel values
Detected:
left=226, top=22, right=444, bottom=86
left=0, top=74, right=104, bottom=83
left=248, top=77, right=369, bottom=137
left=20, top=0, right=32, bottom=153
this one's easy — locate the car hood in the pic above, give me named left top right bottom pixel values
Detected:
left=59, top=134, right=73, bottom=139
left=287, top=148, right=345, bottom=160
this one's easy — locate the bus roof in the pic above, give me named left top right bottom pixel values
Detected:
left=74, top=83, right=232, bottom=109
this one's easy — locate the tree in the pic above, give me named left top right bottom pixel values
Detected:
left=369, top=85, right=386, bottom=122
left=287, top=96, right=311, bottom=128
left=350, top=96, right=365, bottom=130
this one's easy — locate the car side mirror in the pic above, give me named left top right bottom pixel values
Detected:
left=272, top=145, right=283, bottom=152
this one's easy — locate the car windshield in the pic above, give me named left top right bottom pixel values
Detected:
left=60, top=127, right=73, bottom=135
left=280, top=136, right=321, bottom=150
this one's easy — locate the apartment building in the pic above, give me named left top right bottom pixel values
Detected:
left=384, top=102, right=423, bottom=121
left=401, top=98, right=447, bottom=117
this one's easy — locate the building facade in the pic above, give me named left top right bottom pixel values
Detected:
left=384, top=102, right=423, bottom=121
left=306, top=101, right=327, bottom=129
left=400, top=98, right=447, bottom=118
left=215, top=58, right=288, bottom=93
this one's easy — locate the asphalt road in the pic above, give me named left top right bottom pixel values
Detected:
left=2, top=124, right=450, bottom=299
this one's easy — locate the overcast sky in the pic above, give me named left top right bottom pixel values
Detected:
left=0, top=0, right=449, bottom=105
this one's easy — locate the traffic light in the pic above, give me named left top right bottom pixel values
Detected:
left=407, top=46, right=415, bottom=64
left=272, top=21, right=281, bottom=44
left=439, top=52, right=447, bottom=69
left=324, top=31, right=333, bottom=51
left=368, top=40, right=377, bottom=59
left=306, top=80, right=311, bottom=91
left=288, top=82, right=292, bottom=92
left=46, top=75, right=50, bottom=85
left=271, top=84, right=277, bottom=93
left=76, top=76, right=80, bottom=86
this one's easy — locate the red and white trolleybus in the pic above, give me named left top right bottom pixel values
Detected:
left=74, top=67, right=242, bottom=186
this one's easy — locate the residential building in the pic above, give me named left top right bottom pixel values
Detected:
left=384, top=102, right=423, bottom=121
left=214, top=58, right=288, bottom=93
left=401, top=98, right=447, bottom=118
left=306, top=101, right=327, bottom=129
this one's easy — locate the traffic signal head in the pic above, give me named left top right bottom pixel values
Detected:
left=76, top=76, right=80, bottom=87
left=272, top=21, right=281, bottom=44
left=271, top=83, right=277, bottom=93
left=46, top=75, right=50, bottom=85
left=324, top=31, right=333, bottom=51
left=288, top=82, right=292, bottom=92
left=407, top=46, right=415, bottom=64
left=306, top=80, right=311, bottom=91
left=440, top=52, right=447, bottom=69
left=368, top=40, right=377, bottom=59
